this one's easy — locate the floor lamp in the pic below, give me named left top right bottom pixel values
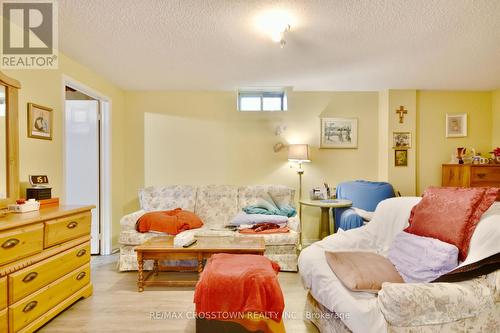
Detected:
left=288, top=144, right=310, bottom=248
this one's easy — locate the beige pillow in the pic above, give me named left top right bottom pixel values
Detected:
left=325, top=251, right=404, bottom=293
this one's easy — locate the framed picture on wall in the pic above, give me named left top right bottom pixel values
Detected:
left=393, top=132, right=411, bottom=149
left=446, top=113, right=467, bottom=138
left=28, top=103, right=53, bottom=140
left=394, top=149, right=408, bottom=167
left=320, top=117, right=358, bottom=149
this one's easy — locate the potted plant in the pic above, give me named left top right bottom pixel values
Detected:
left=491, top=147, right=500, bottom=164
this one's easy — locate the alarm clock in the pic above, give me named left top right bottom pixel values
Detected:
left=29, top=175, right=49, bottom=188
left=27, top=175, right=52, bottom=200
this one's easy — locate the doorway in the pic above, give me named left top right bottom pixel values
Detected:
left=63, top=78, right=111, bottom=255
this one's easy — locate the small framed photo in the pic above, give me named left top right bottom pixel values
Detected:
left=394, top=149, right=408, bottom=167
left=28, top=103, right=53, bottom=140
left=393, top=132, right=411, bottom=149
left=446, top=113, right=467, bottom=138
left=320, top=117, right=358, bottom=149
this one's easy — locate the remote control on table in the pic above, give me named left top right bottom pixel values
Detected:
left=183, top=239, right=197, bottom=248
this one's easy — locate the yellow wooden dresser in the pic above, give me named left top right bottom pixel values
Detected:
left=0, top=205, right=93, bottom=333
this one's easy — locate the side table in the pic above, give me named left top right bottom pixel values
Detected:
left=299, top=199, right=352, bottom=240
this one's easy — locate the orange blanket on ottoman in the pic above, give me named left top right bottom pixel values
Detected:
left=194, top=254, right=285, bottom=333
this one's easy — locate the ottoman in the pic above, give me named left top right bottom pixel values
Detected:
left=194, top=253, right=286, bottom=333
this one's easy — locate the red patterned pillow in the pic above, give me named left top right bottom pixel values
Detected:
left=405, top=187, right=499, bottom=261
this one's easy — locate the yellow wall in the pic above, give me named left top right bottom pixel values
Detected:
left=125, top=91, right=379, bottom=243
left=417, top=91, right=492, bottom=194
left=4, top=53, right=126, bottom=246
left=386, top=90, right=417, bottom=196
left=493, top=89, right=500, bottom=148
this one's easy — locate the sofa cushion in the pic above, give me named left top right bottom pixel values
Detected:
left=121, top=227, right=299, bottom=247
left=236, top=229, right=299, bottom=246
left=405, top=187, right=498, bottom=261
left=139, top=185, right=197, bottom=211
left=325, top=251, right=404, bottom=293
left=119, top=230, right=160, bottom=246
left=238, top=185, right=295, bottom=211
left=194, top=185, right=238, bottom=227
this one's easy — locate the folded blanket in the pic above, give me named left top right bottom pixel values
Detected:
left=243, top=193, right=296, bottom=217
left=136, top=208, right=203, bottom=235
left=231, top=212, right=288, bottom=226
left=239, top=226, right=290, bottom=234
left=194, top=254, right=284, bottom=321
left=388, top=231, right=458, bottom=283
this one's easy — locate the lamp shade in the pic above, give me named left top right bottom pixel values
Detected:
left=288, top=144, right=310, bottom=162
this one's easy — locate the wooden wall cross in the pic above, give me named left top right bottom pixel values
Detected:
left=396, top=106, right=407, bottom=123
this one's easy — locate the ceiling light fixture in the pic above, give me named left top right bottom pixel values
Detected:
left=255, top=9, right=295, bottom=48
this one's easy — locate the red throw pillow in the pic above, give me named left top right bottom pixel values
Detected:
left=405, top=187, right=499, bottom=261
left=462, top=188, right=499, bottom=259
left=136, top=208, right=203, bottom=235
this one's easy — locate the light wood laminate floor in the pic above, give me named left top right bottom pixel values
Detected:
left=38, top=255, right=319, bottom=333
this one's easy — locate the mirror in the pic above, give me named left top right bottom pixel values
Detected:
left=0, top=71, right=20, bottom=209
left=0, top=85, right=5, bottom=198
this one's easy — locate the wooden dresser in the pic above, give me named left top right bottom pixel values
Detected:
left=442, top=164, right=500, bottom=198
left=0, top=205, right=93, bottom=333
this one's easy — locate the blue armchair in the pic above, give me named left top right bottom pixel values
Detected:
left=334, top=180, right=395, bottom=232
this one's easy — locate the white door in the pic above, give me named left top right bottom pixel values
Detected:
left=65, top=100, right=100, bottom=254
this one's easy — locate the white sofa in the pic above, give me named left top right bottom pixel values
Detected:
left=119, top=185, right=300, bottom=272
left=299, top=197, right=500, bottom=333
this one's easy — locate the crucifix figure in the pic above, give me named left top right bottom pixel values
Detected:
left=396, top=105, right=407, bottom=124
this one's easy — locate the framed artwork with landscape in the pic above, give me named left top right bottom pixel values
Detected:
left=320, top=117, right=358, bottom=149
left=28, top=103, right=52, bottom=140
left=393, top=132, right=411, bottom=149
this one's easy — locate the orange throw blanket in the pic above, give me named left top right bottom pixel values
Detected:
left=194, top=254, right=284, bottom=321
left=136, top=208, right=203, bottom=235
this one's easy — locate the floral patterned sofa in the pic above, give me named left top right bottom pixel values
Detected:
left=119, top=185, right=300, bottom=272
left=299, top=197, right=500, bottom=332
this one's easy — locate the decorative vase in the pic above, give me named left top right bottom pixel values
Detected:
left=456, top=147, right=466, bottom=164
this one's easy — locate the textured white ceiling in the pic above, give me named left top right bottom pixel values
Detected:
left=59, top=0, right=500, bottom=91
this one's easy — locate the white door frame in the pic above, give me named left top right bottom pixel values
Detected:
left=61, top=75, right=112, bottom=255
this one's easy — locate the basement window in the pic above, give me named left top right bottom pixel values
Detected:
left=238, top=90, right=287, bottom=111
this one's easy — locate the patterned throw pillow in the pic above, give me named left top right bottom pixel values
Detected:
left=405, top=187, right=499, bottom=261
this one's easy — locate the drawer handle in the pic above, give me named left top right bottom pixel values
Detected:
left=76, top=271, right=86, bottom=281
left=477, top=173, right=486, bottom=179
left=76, top=249, right=87, bottom=257
left=22, top=272, right=38, bottom=283
left=23, top=301, right=38, bottom=313
left=67, top=221, right=78, bottom=229
left=2, top=238, right=19, bottom=249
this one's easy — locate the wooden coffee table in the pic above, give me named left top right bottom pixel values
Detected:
left=134, top=236, right=265, bottom=291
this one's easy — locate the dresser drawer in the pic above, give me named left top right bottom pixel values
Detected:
left=9, top=242, right=91, bottom=304
left=0, top=224, right=44, bottom=266
left=9, top=263, right=90, bottom=332
left=44, top=212, right=91, bottom=247
left=0, top=277, right=6, bottom=310
left=0, top=308, right=7, bottom=333
left=471, top=167, right=500, bottom=184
